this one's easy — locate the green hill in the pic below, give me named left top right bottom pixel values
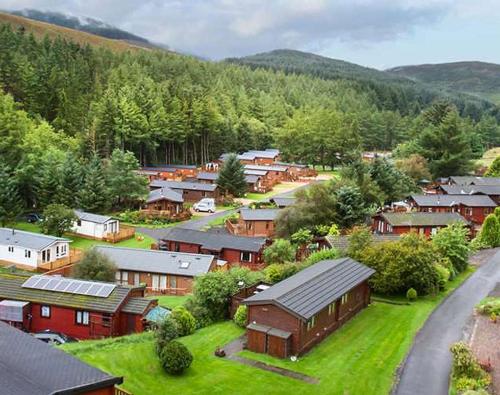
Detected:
left=388, top=61, right=500, bottom=103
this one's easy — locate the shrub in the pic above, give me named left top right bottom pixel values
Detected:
left=264, top=263, right=299, bottom=284
left=480, top=213, right=500, bottom=248
left=159, top=340, right=193, bottom=375
left=155, top=316, right=179, bottom=353
left=406, top=288, right=417, bottom=301
left=435, top=263, right=451, bottom=290
left=476, top=297, right=500, bottom=316
left=432, top=223, right=471, bottom=273
left=456, top=377, right=491, bottom=392
left=290, top=228, right=313, bottom=245
left=346, top=226, right=373, bottom=259
left=72, top=249, right=117, bottom=282
left=263, top=239, right=296, bottom=264
left=170, top=306, right=196, bottom=336
left=233, top=305, right=247, bottom=328
left=302, top=248, right=340, bottom=268
left=41, top=204, right=77, bottom=237
left=184, top=298, right=213, bottom=329
left=313, top=224, right=330, bottom=237
left=450, top=342, right=490, bottom=391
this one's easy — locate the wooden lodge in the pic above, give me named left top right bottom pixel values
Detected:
left=143, top=187, right=189, bottom=220
left=219, top=149, right=281, bottom=166
left=437, top=184, right=500, bottom=205
left=242, top=258, right=375, bottom=358
left=150, top=180, right=221, bottom=203
left=226, top=208, right=280, bottom=238
left=72, top=210, right=134, bottom=243
left=138, top=164, right=198, bottom=182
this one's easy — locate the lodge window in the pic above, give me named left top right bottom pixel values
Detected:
left=24, top=250, right=31, bottom=258
left=484, top=208, right=492, bottom=215
left=40, top=305, right=51, bottom=318
left=240, top=251, right=252, bottom=262
left=328, top=301, right=336, bottom=315
left=306, top=315, right=316, bottom=331
left=170, top=275, right=177, bottom=289
left=8, top=246, right=14, bottom=253
left=465, top=208, right=473, bottom=216
left=175, top=242, right=180, bottom=252
left=265, top=222, right=270, bottom=229
left=77, top=220, right=82, bottom=226
left=102, top=314, right=112, bottom=327
left=341, top=293, right=349, bottom=305
left=76, top=310, right=90, bottom=326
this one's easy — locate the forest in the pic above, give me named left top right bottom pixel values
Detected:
left=1, top=23, right=500, bottom=180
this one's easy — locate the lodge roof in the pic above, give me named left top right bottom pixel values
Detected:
left=150, top=180, right=218, bottom=192
left=0, top=274, right=132, bottom=313
left=160, top=227, right=267, bottom=253
left=146, top=187, right=184, bottom=204
left=245, top=175, right=261, bottom=184
left=121, top=297, right=155, bottom=315
left=439, top=184, right=500, bottom=195
left=410, top=194, right=497, bottom=207
left=243, top=258, right=375, bottom=320
left=325, top=234, right=401, bottom=251
left=244, top=169, right=268, bottom=176
left=240, top=208, right=280, bottom=221
left=0, top=228, right=70, bottom=251
left=94, top=246, right=215, bottom=277
left=449, top=176, right=500, bottom=186
left=0, top=321, right=122, bottom=395
left=270, top=197, right=296, bottom=208
left=74, top=210, right=114, bottom=224
left=196, top=172, right=218, bottom=181
left=380, top=212, right=468, bottom=227
left=247, top=149, right=280, bottom=159
left=275, top=162, right=308, bottom=168
left=245, top=164, right=288, bottom=172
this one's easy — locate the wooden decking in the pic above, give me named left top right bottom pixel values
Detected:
left=37, top=248, right=84, bottom=272
left=103, top=225, right=135, bottom=243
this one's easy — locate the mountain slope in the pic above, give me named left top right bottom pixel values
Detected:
left=388, top=61, right=500, bottom=103
left=0, top=12, right=149, bottom=52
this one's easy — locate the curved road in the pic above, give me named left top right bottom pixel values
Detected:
left=393, top=250, right=500, bottom=395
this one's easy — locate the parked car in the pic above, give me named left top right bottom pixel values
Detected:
left=33, top=330, right=77, bottom=345
left=26, top=213, right=43, bottom=223
left=193, top=198, right=216, bottom=213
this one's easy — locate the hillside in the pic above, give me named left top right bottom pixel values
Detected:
left=388, top=61, right=500, bottom=103
left=0, top=12, right=148, bottom=52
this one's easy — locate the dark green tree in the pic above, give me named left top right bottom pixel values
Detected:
left=40, top=204, right=77, bottom=237
left=72, top=249, right=117, bottom=282
left=76, top=156, right=110, bottom=213
left=216, top=153, right=247, bottom=197
left=0, top=164, right=23, bottom=226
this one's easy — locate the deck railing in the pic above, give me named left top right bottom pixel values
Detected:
left=103, top=225, right=136, bottom=243
left=115, top=386, right=132, bottom=395
left=38, top=248, right=84, bottom=271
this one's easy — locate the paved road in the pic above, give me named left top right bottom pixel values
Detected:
left=393, top=250, right=500, bottom=395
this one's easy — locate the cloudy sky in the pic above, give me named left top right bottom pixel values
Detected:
left=1, top=0, right=499, bottom=69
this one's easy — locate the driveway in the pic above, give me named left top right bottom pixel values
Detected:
left=393, top=249, right=500, bottom=395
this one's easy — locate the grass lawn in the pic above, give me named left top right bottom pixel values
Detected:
left=153, top=295, right=191, bottom=309
left=60, top=268, right=474, bottom=395
left=12, top=221, right=155, bottom=251
left=477, top=146, right=500, bottom=168
left=246, top=183, right=295, bottom=201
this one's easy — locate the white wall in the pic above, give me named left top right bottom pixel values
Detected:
left=72, top=220, right=119, bottom=239
left=0, top=240, right=69, bottom=268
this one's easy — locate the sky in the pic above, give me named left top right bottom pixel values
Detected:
left=1, top=0, right=500, bottom=69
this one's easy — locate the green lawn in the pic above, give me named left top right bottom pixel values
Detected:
left=60, top=268, right=473, bottom=395
left=12, top=221, right=155, bottom=251
left=246, top=183, right=295, bottom=201
left=153, top=295, right=191, bottom=309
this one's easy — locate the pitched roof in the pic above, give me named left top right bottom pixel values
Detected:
left=197, top=172, right=218, bottom=181
left=142, top=164, right=197, bottom=170
left=380, top=212, right=468, bottom=227
left=440, top=185, right=500, bottom=195
left=0, top=321, right=122, bottom=395
left=245, top=164, right=288, bottom=172
left=150, top=180, right=217, bottom=192
left=244, top=169, right=268, bottom=176
left=270, top=197, right=296, bottom=208
left=243, top=258, right=375, bottom=320
left=247, top=150, right=280, bottom=159
left=161, top=228, right=267, bottom=253
left=0, top=228, right=70, bottom=251
left=245, top=175, right=261, bottom=184
left=325, top=234, right=401, bottom=251
left=146, top=187, right=184, bottom=204
left=410, top=194, right=497, bottom=207
left=74, top=210, right=113, bottom=224
left=0, top=274, right=131, bottom=313
left=449, top=176, right=500, bottom=186
left=240, top=208, right=280, bottom=221
left=121, top=297, right=155, bottom=315
left=94, top=246, right=215, bottom=277
left=275, top=162, right=308, bottom=168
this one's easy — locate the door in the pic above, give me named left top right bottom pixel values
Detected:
left=134, top=273, right=140, bottom=286
left=152, top=275, right=159, bottom=291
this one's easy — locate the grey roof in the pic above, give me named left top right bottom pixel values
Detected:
left=0, top=228, right=70, bottom=251
left=245, top=164, right=288, bottom=172
left=74, top=210, right=113, bottom=224
left=244, top=169, right=268, bottom=176
left=0, top=274, right=131, bottom=313
left=275, top=162, right=308, bottom=168
left=247, top=150, right=280, bottom=159
left=161, top=228, right=267, bottom=253
left=380, top=212, right=468, bottom=227
left=150, top=180, right=217, bottom=192
left=121, top=297, right=154, bottom=315
left=0, top=321, right=122, bottom=395
left=143, top=164, right=197, bottom=170
left=449, top=176, right=500, bottom=186
left=146, top=187, right=184, bottom=204
left=325, top=234, right=401, bottom=251
left=245, top=175, right=261, bottom=184
left=270, top=197, right=296, bottom=208
left=240, top=208, right=280, bottom=221
left=410, top=194, right=497, bottom=207
left=197, top=172, right=218, bottom=181
left=243, top=258, right=375, bottom=320
left=219, top=153, right=257, bottom=161
left=94, top=246, right=215, bottom=277
left=440, top=184, right=500, bottom=195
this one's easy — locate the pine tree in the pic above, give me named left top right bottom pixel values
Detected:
left=76, top=156, right=110, bottom=213
left=480, top=214, right=500, bottom=248
left=58, top=153, right=84, bottom=208
left=35, top=154, right=62, bottom=209
left=216, top=154, right=247, bottom=197
left=0, top=164, right=23, bottom=226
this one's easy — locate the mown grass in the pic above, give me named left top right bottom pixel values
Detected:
left=153, top=295, right=191, bottom=309
left=61, top=268, right=474, bottom=395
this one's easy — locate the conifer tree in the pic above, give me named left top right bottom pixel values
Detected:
left=76, top=156, right=110, bottom=213
left=0, top=164, right=23, bottom=226
left=216, top=154, right=247, bottom=197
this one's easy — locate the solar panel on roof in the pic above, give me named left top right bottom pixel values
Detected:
left=21, top=276, right=116, bottom=298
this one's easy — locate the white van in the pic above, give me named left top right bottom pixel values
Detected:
left=193, top=198, right=216, bottom=213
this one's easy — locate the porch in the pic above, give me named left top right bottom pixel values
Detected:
left=37, top=248, right=84, bottom=272
left=103, top=225, right=136, bottom=243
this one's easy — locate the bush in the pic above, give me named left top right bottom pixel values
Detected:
left=263, top=239, right=296, bottom=264
left=290, top=228, right=313, bottom=245
left=170, top=306, right=196, bottom=336
left=450, top=342, right=490, bottom=392
left=155, top=317, right=179, bottom=353
left=72, top=249, right=117, bottom=282
left=184, top=298, right=213, bottom=329
left=432, top=223, right=471, bottom=273
left=435, top=262, right=451, bottom=290
left=456, top=377, right=491, bottom=392
left=264, top=263, right=299, bottom=284
left=479, top=213, right=500, bottom=248
left=346, top=226, right=373, bottom=259
left=41, top=204, right=77, bottom=237
left=302, top=248, right=340, bottom=268
left=476, top=297, right=500, bottom=316
left=159, top=340, right=193, bottom=375
left=406, top=288, right=417, bottom=301
left=233, top=305, right=247, bottom=328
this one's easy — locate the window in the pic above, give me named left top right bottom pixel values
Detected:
left=240, top=251, right=252, bottom=262
left=40, top=305, right=51, bottom=318
left=8, top=246, right=14, bottom=253
left=341, top=293, right=349, bottom=305
left=174, top=242, right=180, bottom=252
left=265, top=222, right=270, bottom=229
left=24, top=250, right=31, bottom=258
left=159, top=275, right=167, bottom=290
left=170, top=275, right=177, bottom=289
left=103, top=224, right=107, bottom=231
left=76, top=310, right=90, bottom=326
left=77, top=220, right=82, bottom=226
left=328, top=302, right=336, bottom=315
left=102, top=314, right=111, bottom=327
left=306, top=315, right=316, bottom=331
left=465, top=207, right=473, bottom=216
left=431, top=227, right=438, bottom=236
